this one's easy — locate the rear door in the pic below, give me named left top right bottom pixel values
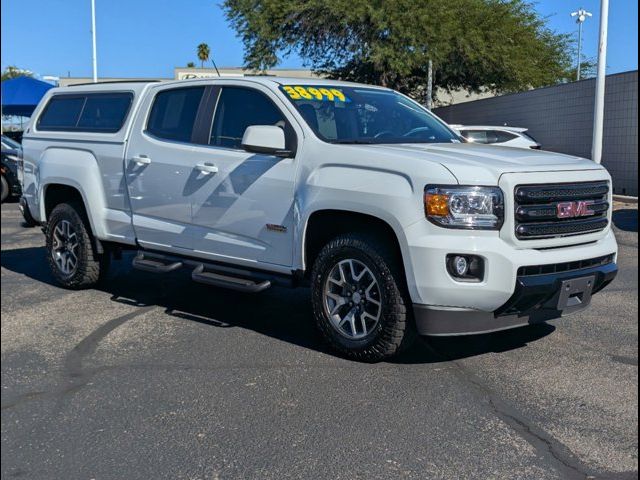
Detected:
left=187, top=83, right=301, bottom=268
left=125, top=84, right=215, bottom=252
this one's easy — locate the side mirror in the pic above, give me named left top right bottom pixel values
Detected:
left=241, top=125, right=292, bottom=158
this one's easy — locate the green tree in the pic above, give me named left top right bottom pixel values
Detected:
left=186, top=61, right=196, bottom=68
left=223, top=0, right=578, bottom=100
left=1, top=65, right=33, bottom=81
left=575, top=55, right=597, bottom=81
left=197, top=43, right=211, bottom=68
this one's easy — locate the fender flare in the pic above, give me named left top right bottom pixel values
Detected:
left=38, top=147, right=109, bottom=240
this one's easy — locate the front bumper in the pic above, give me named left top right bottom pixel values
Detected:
left=414, top=259, right=618, bottom=336
left=403, top=218, right=618, bottom=309
left=1, top=162, right=21, bottom=196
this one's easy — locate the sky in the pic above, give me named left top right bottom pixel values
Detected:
left=1, top=0, right=638, bottom=80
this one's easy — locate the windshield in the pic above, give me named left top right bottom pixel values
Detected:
left=280, top=85, right=459, bottom=144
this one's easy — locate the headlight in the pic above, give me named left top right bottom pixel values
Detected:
left=425, top=185, right=504, bottom=230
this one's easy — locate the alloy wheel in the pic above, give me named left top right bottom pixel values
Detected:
left=51, top=219, right=79, bottom=275
left=323, top=258, right=382, bottom=339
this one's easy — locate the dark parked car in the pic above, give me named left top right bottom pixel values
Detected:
left=1, top=135, right=22, bottom=203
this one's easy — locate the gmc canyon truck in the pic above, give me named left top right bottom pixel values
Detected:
left=20, top=78, right=618, bottom=361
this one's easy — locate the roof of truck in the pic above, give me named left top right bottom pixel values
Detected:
left=61, top=76, right=390, bottom=91
left=54, top=81, right=155, bottom=95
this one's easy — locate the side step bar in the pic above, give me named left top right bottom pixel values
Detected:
left=191, top=265, right=271, bottom=293
left=132, top=252, right=183, bottom=273
left=130, top=250, right=293, bottom=293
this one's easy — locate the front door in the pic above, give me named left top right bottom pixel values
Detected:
left=188, top=85, right=300, bottom=268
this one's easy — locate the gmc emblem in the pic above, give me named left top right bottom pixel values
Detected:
left=556, top=200, right=596, bottom=219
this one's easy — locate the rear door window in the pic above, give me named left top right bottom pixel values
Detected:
left=37, top=93, right=133, bottom=132
left=493, top=130, right=518, bottom=143
left=146, top=87, right=206, bottom=142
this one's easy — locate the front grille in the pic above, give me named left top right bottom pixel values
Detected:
left=518, top=254, right=616, bottom=277
left=514, top=181, right=610, bottom=240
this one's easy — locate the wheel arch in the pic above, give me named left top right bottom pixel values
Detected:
left=42, top=182, right=107, bottom=255
left=37, top=147, right=109, bottom=240
left=301, top=209, right=414, bottom=287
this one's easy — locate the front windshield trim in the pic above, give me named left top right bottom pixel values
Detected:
left=279, top=85, right=461, bottom=145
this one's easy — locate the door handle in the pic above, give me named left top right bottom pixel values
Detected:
left=195, top=162, right=218, bottom=174
left=131, top=155, right=152, bottom=166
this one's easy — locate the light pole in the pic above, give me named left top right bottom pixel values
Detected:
left=591, top=0, right=609, bottom=164
left=570, top=7, right=592, bottom=81
left=91, top=0, right=98, bottom=83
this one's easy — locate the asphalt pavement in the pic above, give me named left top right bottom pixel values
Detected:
left=1, top=201, right=638, bottom=480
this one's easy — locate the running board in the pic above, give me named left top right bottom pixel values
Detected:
left=132, top=252, right=183, bottom=273
left=191, top=264, right=271, bottom=293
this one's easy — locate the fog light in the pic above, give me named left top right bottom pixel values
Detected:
left=447, top=254, right=485, bottom=281
left=453, top=256, right=468, bottom=276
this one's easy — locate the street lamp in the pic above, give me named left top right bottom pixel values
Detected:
left=592, top=0, right=609, bottom=164
left=570, top=7, right=592, bottom=81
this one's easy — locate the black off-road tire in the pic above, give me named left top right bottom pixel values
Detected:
left=311, top=233, right=416, bottom=362
left=46, top=202, right=109, bottom=289
left=1, top=175, right=8, bottom=203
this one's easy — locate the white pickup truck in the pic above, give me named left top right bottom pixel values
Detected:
left=20, top=77, right=618, bottom=361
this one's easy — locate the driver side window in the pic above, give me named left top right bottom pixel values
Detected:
left=209, top=87, right=294, bottom=150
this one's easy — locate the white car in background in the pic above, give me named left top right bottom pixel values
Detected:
left=451, top=125, right=542, bottom=149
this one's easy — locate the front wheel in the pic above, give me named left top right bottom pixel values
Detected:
left=311, top=233, right=415, bottom=362
left=45, top=202, right=109, bottom=289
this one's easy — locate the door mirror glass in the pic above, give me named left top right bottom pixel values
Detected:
left=241, top=125, right=290, bottom=157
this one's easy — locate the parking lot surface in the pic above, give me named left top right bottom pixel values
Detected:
left=1, top=201, right=638, bottom=480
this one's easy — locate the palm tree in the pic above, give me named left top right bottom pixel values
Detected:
left=197, top=43, right=210, bottom=69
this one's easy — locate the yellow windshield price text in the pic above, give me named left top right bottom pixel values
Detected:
left=283, top=86, right=347, bottom=102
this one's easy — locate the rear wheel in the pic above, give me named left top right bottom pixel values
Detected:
left=45, top=202, right=109, bottom=288
left=311, top=233, right=415, bottom=362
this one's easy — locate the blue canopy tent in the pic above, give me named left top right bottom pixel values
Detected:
left=1, top=76, right=54, bottom=117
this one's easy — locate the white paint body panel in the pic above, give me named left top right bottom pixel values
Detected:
left=21, top=77, right=618, bottom=315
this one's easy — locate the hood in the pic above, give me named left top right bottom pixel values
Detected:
left=358, top=143, right=602, bottom=184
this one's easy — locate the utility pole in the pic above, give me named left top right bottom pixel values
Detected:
left=571, top=8, right=592, bottom=81
left=426, top=59, right=433, bottom=111
left=91, top=0, right=98, bottom=83
left=592, top=0, right=609, bottom=164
